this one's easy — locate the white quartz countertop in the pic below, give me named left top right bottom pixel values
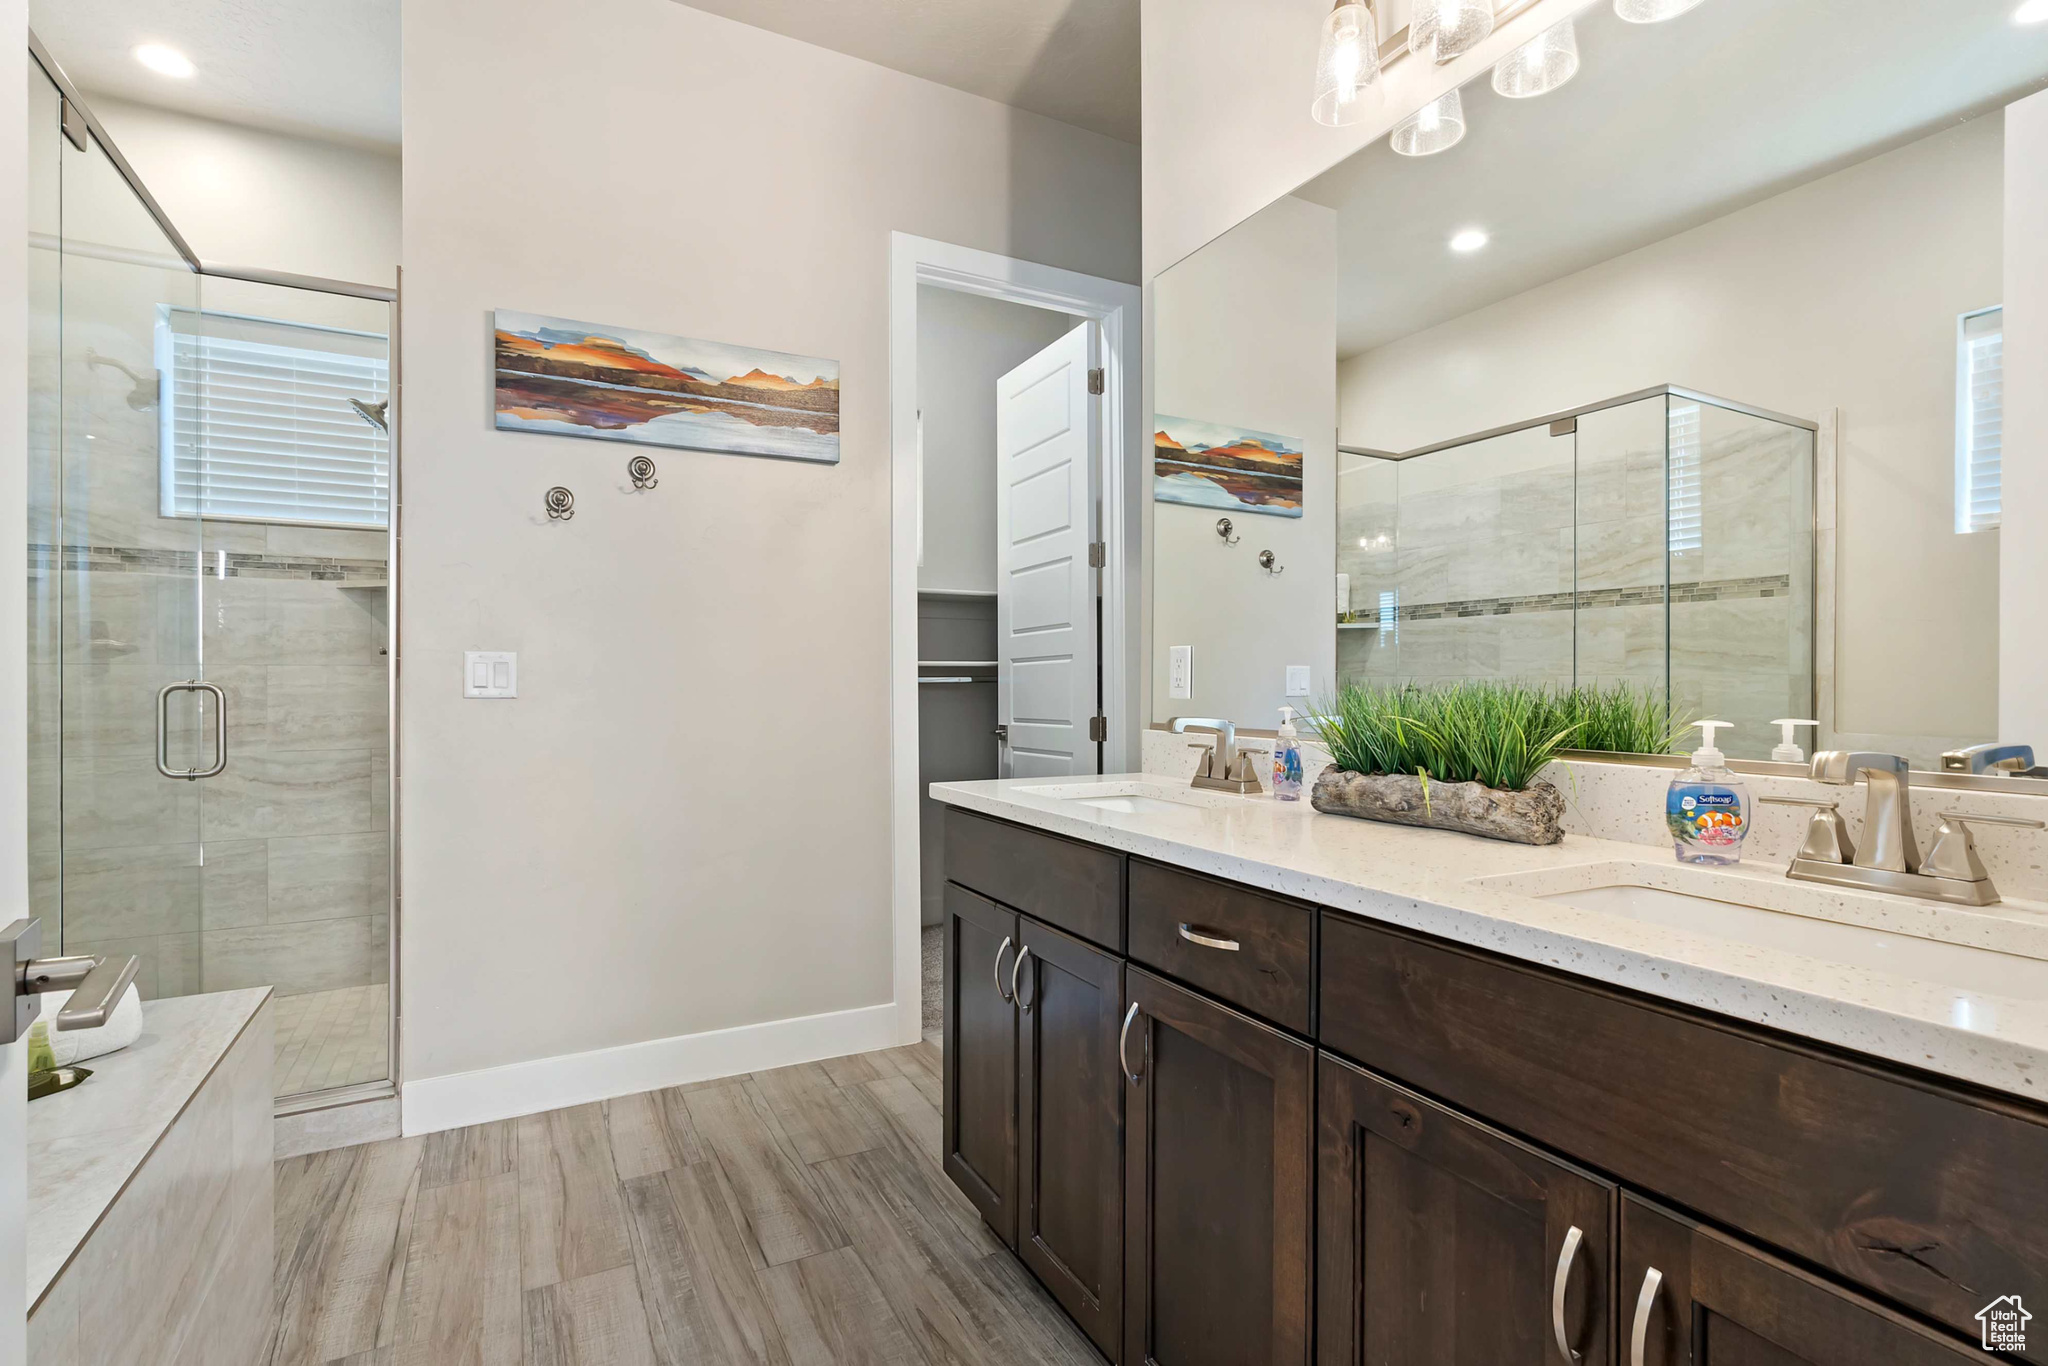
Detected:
left=931, top=775, right=2048, bottom=1105
left=27, top=988, right=272, bottom=1310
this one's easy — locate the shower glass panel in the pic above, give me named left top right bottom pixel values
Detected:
left=27, top=68, right=394, bottom=1103
left=1335, top=389, right=1814, bottom=761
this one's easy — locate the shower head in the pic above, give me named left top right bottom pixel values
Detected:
left=84, top=349, right=159, bottom=410
left=348, top=398, right=390, bottom=433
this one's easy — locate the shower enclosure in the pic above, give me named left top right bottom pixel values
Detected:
left=1337, top=387, right=1815, bottom=761
left=28, top=43, right=399, bottom=1108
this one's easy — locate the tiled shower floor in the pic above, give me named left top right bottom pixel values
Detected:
left=273, top=983, right=389, bottom=1096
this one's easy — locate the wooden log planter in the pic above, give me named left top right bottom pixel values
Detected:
left=1309, top=765, right=1566, bottom=846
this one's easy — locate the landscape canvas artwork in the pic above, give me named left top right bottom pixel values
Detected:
left=492, top=310, right=840, bottom=464
left=1153, top=414, right=1304, bottom=517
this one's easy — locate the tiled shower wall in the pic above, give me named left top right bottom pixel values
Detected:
left=1338, top=396, right=1814, bottom=761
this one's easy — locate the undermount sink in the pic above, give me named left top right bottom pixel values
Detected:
left=1489, top=867, right=2048, bottom=1003
left=1012, top=781, right=1234, bottom=816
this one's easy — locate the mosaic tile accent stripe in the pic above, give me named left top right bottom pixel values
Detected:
left=28, top=544, right=387, bottom=584
left=1393, top=573, right=1792, bottom=623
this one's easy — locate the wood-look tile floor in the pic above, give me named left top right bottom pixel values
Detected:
left=266, top=1040, right=1104, bottom=1365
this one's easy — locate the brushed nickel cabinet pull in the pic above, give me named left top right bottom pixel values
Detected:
left=1010, top=947, right=1032, bottom=1012
left=992, top=936, right=1014, bottom=1004
left=1551, top=1225, right=1585, bottom=1362
left=1177, top=923, right=1240, bottom=952
left=1629, top=1266, right=1664, bottom=1366
left=1119, top=1002, right=1143, bottom=1084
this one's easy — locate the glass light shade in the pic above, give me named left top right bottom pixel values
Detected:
left=1389, top=88, right=1466, bottom=157
left=1409, top=0, right=1494, bottom=63
left=1614, top=0, right=1708, bottom=22
left=1312, top=3, right=1384, bottom=127
left=1492, top=19, right=1579, bottom=98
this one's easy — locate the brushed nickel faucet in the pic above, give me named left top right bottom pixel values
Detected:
left=1941, top=742, right=2046, bottom=777
left=1763, top=751, right=2042, bottom=905
left=1169, top=717, right=1266, bottom=795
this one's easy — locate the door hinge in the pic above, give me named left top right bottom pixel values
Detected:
left=1089, top=716, right=1108, bottom=743
left=1087, top=368, right=1105, bottom=395
left=1088, top=541, right=1106, bottom=568
left=59, top=97, right=88, bottom=152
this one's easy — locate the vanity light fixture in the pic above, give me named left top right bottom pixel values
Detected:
left=1313, top=2, right=1384, bottom=127
left=1492, top=18, right=1579, bottom=98
left=1613, top=0, right=1708, bottom=22
left=1410, top=0, right=1494, bottom=63
left=1450, top=227, right=1490, bottom=252
left=2017, top=0, right=2048, bottom=23
left=132, top=43, right=195, bottom=78
left=1390, top=88, right=1467, bottom=157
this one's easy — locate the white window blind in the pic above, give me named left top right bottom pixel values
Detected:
left=1667, top=401, right=1703, bottom=555
left=1956, top=306, right=2003, bottom=534
left=159, top=309, right=390, bottom=529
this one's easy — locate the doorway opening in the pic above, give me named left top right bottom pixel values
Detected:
left=887, top=234, right=1141, bottom=1047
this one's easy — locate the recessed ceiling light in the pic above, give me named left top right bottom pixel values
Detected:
left=2017, top=0, right=2048, bottom=23
left=133, top=44, right=195, bottom=78
left=1450, top=229, right=1490, bottom=253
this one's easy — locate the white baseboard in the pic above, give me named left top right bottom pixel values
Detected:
left=400, top=1001, right=905, bottom=1137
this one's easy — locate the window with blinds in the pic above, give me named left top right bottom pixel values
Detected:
left=1955, top=306, right=2003, bottom=535
left=1666, top=401, right=1703, bottom=555
left=158, top=308, right=390, bottom=529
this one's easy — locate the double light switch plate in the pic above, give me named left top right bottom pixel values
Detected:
left=464, top=651, right=517, bottom=699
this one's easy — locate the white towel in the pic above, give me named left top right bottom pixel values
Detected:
left=29, top=983, right=144, bottom=1067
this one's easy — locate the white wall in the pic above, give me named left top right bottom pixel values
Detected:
left=84, top=95, right=399, bottom=287
left=2002, top=90, right=2048, bottom=745
left=1139, top=0, right=1586, bottom=278
left=1151, top=195, right=1337, bottom=728
left=916, top=286, right=1074, bottom=594
left=400, top=0, right=1138, bottom=1106
left=3, top=3, right=33, bottom=1360
left=1340, top=113, right=2004, bottom=749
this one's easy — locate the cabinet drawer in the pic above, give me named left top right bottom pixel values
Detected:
left=944, top=808, right=1123, bottom=951
left=1128, top=859, right=1312, bottom=1034
left=1318, top=910, right=2048, bottom=1344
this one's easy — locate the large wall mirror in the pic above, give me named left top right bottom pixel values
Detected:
left=1151, top=0, right=2048, bottom=774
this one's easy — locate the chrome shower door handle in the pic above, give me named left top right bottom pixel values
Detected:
left=1629, top=1266, right=1664, bottom=1366
left=1551, top=1224, right=1585, bottom=1362
left=156, top=680, right=227, bottom=780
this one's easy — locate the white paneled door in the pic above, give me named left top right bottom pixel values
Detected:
left=995, top=322, right=1101, bottom=778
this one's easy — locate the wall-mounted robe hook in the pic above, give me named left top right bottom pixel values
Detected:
left=627, top=455, right=658, bottom=490
left=545, top=486, right=575, bottom=521
left=1215, top=517, right=1240, bottom=546
left=1258, top=549, right=1284, bottom=575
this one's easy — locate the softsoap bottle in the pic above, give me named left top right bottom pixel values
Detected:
left=1668, top=721, right=1749, bottom=865
left=1273, top=706, right=1305, bottom=801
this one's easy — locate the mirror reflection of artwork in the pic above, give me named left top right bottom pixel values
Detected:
left=1153, top=415, right=1304, bottom=518
left=492, top=310, right=840, bottom=464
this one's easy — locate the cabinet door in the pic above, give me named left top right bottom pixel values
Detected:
left=1619, top=1196, right=1985, bottom=1366
left=1317, top=1052, right=1616, bottom=1366
left=1123, top=967, right=1314, bottom=1366
left=1018, top=916, right=1125, bottom=1362
left=943, top=883, right=1019, bottom=1245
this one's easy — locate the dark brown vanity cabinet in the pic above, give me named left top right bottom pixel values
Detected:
left=1122, top=967, right=1315, bottom=1366
left=941, top=814, right=1126, bottom=1364
left=942, top=809, right=2038, bottom=1366
left=1316, top=1053, right=1615, bottom=1366
left=1617, top=1197, right=1985, bottom=1366
left=942, top=882, right=1019, bottom=1244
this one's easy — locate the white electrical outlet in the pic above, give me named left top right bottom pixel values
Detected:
left=464, top=651, right=517, bottom=699
left=1286, top=664, right=1311, bottom=697
left=1169, top=646, right=1194, bottom=700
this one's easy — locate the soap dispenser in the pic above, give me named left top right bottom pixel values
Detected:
left=1668, top=721, right=1750, bottom=866
left=1769, top=718, right=1819, bottom=764
left=1273, top=706, right=1305, bottom=801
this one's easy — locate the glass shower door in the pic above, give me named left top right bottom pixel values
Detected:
left=47, top=102, right=213, bottom=1003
